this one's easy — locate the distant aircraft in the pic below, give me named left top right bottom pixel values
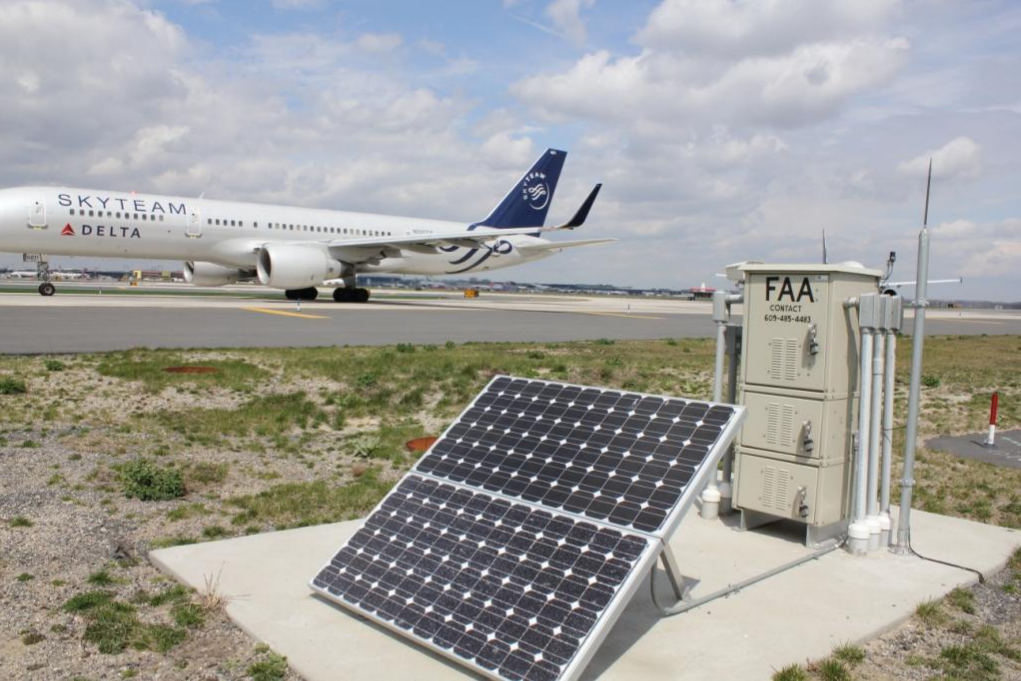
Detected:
left=0, top=149, right=612, bottom=299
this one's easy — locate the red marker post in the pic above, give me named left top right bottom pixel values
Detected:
left=986, top=392, right=999, bottom=447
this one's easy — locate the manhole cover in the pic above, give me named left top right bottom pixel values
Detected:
left=405, top=436, right=438, bottom=453
left=163, top=366, right=219, bottom=374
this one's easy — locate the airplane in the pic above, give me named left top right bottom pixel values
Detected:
left=0, top=149, right=611, bottom=300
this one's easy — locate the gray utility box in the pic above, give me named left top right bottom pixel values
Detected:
left=733, top=263, right=881, bottom=546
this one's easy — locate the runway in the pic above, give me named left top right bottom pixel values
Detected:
left=1, top=283, right=1019, bottom=354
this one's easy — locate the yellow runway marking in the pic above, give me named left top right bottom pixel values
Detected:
left=578, top=310, right=663, bottom=320
left=243, top=307, right=329, bottom=320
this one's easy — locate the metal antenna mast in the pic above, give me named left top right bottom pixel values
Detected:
left=892, top=158, right=932, bottom=554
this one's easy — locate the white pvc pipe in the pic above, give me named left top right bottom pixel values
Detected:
left=866, top=332, right=885, bottom=551
left=849, top=327, right=873, bottom=555
left=880, top=331, right=896, bottom=546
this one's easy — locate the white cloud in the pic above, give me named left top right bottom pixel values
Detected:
left=356, top=32, right=403, bottom=54
left=512, top=37, right=909, bottom=128
left=638, top=0, right=901, bottom=58
left=480, top=131, right=537, bottom=170
left=269, top=0, right=324, bottom=10
left=545, top=0, right=595, bottom=47
left=897, top=136, right=982, bottom=180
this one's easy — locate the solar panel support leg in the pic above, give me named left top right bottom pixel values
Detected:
left=658, top=544, right=690, bottom=601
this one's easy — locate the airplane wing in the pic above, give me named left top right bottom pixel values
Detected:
left=326, top=184, right=602, bottom=264
left=516, top=238, right=617, bottom=253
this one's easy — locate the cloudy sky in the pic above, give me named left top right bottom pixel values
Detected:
left=1, top=0, right=1019, bottom=299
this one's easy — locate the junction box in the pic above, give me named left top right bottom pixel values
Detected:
left=733, top=263, right=881, bottom=546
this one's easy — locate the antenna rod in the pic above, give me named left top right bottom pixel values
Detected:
left=893, top=158, right=933, bottom=554
left=922, top=158, right=932, bottom=228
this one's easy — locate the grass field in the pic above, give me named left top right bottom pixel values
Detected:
left=1, top=335, right=1019, bottom=680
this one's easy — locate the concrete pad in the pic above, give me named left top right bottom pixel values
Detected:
left=927, top=430, right=1021, bottom=468
left=151, top=508, right=1019, bottom=681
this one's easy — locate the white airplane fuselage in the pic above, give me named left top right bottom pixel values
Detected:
left=0, top=186, right=560, bottom=281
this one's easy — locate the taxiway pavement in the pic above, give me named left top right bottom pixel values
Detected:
left=1, top=284, right=1019, bottom=354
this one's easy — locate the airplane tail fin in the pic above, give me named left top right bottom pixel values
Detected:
left=474, top=149, right=566, bottom=229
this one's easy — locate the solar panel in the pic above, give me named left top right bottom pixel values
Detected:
left=312, top=475, right=656, bottom=681
left=415, top=376, right=740, bottom=534
left=312, top=376, right=745, bottom=681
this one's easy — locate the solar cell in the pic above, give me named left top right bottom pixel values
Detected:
left=416, top=376, right=741, bottom=533
left=312, top=475, right=654, bottom=681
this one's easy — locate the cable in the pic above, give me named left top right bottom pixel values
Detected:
left=906, top=538, right=986, bottom=584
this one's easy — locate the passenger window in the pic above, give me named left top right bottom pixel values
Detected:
left=159, top=216, right=164, bottom=222
left=70, top=209, right=76, bottom=215
left=142, top=214, right=147, bottom=220
left=133, top=214, right=138, bottom=220
left=116, top=212, right=121, bottom=218
left=89, top=210, right=95, bottom=217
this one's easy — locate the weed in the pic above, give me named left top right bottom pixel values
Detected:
left=157, top=392, right=322, bottom=444
left=44, top=359, right=66, bottom=372
left=938, top=643, right=999, bottom=680
left=915, top=599, right=948, bottom=627
left=21, top=630, right=45, bottom=645
left=832, top=643, right=865, bottom=666
left=185, top=462, right=229, bottom=485
left=816, top=659, right=850, bottom=681
left=771, top=664, right=808, bottom=681
left=120, top=459, right=185, bottom=501
left=62, top=590, right=188, bottom=654
left=148, top=585, right=189, bottom=607
left=16, top=573, right=34, bottom=582
left=395, top=343, right=415, bottom=353
left=9, top=516, right=33, bottom=528
left=171, top=602, right=205, bottom=628
left=248, top=652, right=288, bottom=681
left=87, top=570, right=116, bottom=587
left=96, top=354, right=265, bottom=392
left=150, top=535, right=198, bottom=549
left=948, top=587, right=977, bottom=614
left=202, top=525, right=229, bottom=539
left=0, top=376, right=27, bottom=394
left=228, top=471, right=392, bottom=529
left=922, top=374, right=941, bottom=388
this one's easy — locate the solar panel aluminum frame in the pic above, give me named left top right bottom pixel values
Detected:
left=309, top=475, right=661, bottom=681
left=410, top=374, right=747, bottom=542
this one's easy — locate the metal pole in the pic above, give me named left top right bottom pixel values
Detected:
left=893, top=227, right=930, bottom=554
left=866, top=332, right=885, bottom=551
left=880, top=329, right=896, bottom=546
left=701, top=291, right=730, bottom=520
left=719, top=324, right=740, bottom=515
left=849, top=326, right=873, bottom=555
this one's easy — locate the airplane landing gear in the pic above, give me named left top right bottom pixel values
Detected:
left=36, top=259, right=55, bottom=296
left=285, top=287, right=319, bottom=301
left=332, top=287, right=370, bottom=303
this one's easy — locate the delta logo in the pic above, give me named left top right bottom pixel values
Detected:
left=61, top=224, right=75, bottom=236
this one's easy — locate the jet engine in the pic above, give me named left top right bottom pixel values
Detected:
left=257, top=244, right=341, bottom=290
left=183, top=261, right=245, bottom=287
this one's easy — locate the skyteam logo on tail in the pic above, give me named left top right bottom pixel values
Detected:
left=521, top=172, right=550, bottom=210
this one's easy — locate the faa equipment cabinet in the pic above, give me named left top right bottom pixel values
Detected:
left=733, top=263, right=881, bottom=546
